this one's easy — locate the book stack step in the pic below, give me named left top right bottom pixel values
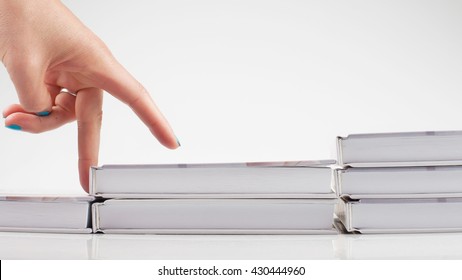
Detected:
left=90, top=160, right=338, bottom=234
left=0, top=196, right=93, bottom=233
left=335, top=131, right=462, bottom=233
left=6, top=129, right=462, bottom=235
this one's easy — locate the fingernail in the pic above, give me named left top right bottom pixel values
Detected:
left=6, top=124, right=22, bottom=131
left=176, top=136, right=181, bottom=147
left=36, top=111, right=50, bottom=116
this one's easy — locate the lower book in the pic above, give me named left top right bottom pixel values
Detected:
left=92, top=198, right=338, bottom=234
left=0, top=195, right=93, bottom=233
left=336, top=197, right=462, bottom=233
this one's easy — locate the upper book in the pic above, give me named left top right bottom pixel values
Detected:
left=335, top=165, right=462, bottom=199
left=337, top=130, right=462, bottom=167
left=90, top=160, right=336, bottom=198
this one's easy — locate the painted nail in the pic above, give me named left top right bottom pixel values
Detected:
left=6, top=124, right=22, bottom=131
left=176, top=136, right=181, bottom=147
left=36, top=111, right=50, bottom=117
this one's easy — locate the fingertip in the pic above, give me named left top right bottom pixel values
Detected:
left=4, top=112, right=43, bottom=133
left=79, top=166, right=90, bottom=193
left=149, top=127, right=181, bottom=149
left=36, top=111, right=51, bottom=117
left=80, top=178, right=90, bottom=193
left=3, top=104, right=26, bottom=118
left=78, top=159, right=92, bottom=193
left=163, top=139, right=181, bottom=150
left=4, top=112, right=27, bottom=132
left=165, top=142, right=181, bottom=150
left=5, top=124, right=22, bottom=131
left=80, top=181, right=90, bottom=194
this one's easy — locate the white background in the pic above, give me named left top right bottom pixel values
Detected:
left=1, top=0, right=461, bottom=194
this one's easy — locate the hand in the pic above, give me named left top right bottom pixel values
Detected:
left=0, top=0, right=180, bottom=192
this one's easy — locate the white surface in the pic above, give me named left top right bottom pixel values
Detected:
left=1, top=0, right=462, bottom=194
left=1, top=232, right=462, bottom=259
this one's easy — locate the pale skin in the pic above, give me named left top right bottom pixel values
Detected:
left=0, top=0, right=180, bottom=192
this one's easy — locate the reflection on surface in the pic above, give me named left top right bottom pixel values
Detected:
left=1, top=232, right=461, bottom=259
left=0, top=232, right=92, bottom=259
left=334, top=233, right=462, bottom=259
left=93, top=234, right=336, bottom=260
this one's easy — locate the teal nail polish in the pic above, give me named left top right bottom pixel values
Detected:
left=6, top=124, right=22, bottom=131
left=37, top=111, right=50, bottom=116
left=176, top=136, right=181, bottom=147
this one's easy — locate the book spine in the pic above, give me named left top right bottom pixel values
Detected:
left=333, top=169, right=342, bottom=196
left=91, top=203, right=102, bottom=233
left=89, top=167, right=98, bottom=195
left=336, top=137, right=345, bottom=166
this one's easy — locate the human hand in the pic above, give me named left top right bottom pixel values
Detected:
left=0, top=0, right=180, bottom=192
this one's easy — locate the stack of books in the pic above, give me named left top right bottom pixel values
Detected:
left=4, top=130, right=462, bottom=235
left=334, top=131, right=462, bottom=233
left=89, top=161, right=338, bottom=234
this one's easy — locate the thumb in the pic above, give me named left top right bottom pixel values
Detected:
left=6, top=56, right=53, bottom=114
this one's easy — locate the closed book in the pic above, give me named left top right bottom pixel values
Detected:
left=337, top=130, right=462, bottom=167
left=90, top=160, right=335, bottom=198
left=0, top=196, right=93, bottom=233
left=92, top=198, right=338, bottom=234
left=335, top=166, right=462, bottom=198
left=336, top=197, right=462, bottom=233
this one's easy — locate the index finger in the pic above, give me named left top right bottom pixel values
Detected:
left=75, top=88, right=103, bottom=192
left=93, top=59, right=180, bottom=149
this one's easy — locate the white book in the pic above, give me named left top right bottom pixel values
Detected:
left=335, top=166, right=462, bottom=198
left=93, top=198, right=338, bottom=234
left=337, top=130, right=462, bottom=167
left=336, top=198, right=462, bottom=233
left=0, top=196, right=93, bottom=233
left=90, top=160, right=335, bottom=198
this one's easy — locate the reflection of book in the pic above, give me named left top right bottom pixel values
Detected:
left=0, top=196, right=93, bottom=233
left=0, top=232, right=93, bottom=259
left=93, top=235, right=338, bottom=260
left=336, top=198, right=462, bottom=233
left=90, top=160, right=335, bottom=198
left=92, top=198, right=337, bottom=234
left=334, top=233, right=462, bottom=259
left=335, top=166, right=462, bottom=198
left=337, top=131, right=462, bottom=167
